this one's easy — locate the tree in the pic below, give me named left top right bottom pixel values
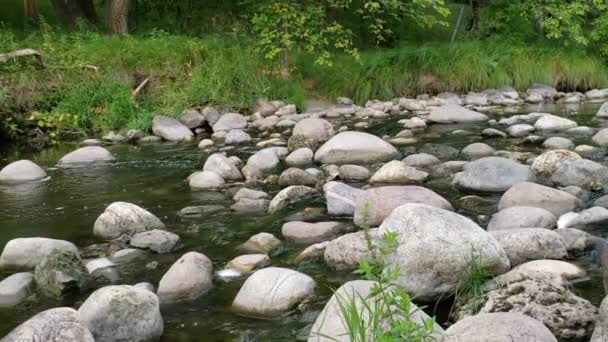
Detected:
left=24, top=0, right=39, bottom=24
left=49, top=0, right=97, bottom=28
left=107, top=0, right=129, bottom=34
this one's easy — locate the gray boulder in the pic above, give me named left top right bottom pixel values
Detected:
left=324, top=229, right=377, bottom=271
left=597, top=102, right=608, bottom=118
left=188, top=170, right=225, bottom=189
left=93, top=202, right=165, bottom=240
left=292, top=118, right=335, bottom=144
left=324, top=181, right=365, bottom=216
left=152, top=115, right=194, bottom=142
left=552, top=159, right=608, bottom=190
left=507, top=124, right=535, bottom=137
left=369, top=161, right=428, bottom=184
left=0, top=272, right=33, bottom=307
left=157, top=252, right=213, bottom=303
left=231, top=198, right=269, bottom=214
left=268, top=186, right=318, bottom=213
left=224, top=129, right=251, bottom=145
left=226, top=254, right=269, bottom=273
left=285, top=148, right=314, bottom=167
left=454, top=157, right=536, bottom=192
left=178, top=109, right=205, bottom=129
left=531, top=150, right=581, bottom=175
left=487, top=206, right=556, bottom=231
left=34, top=249, right=90, bottom=299
left=233, top=188, right=268, bottom=201
left=534, top=114, right=577, bottom=131
left=1, top=307, right=94, bottom=342
left=542, top=136, right=574, bottom=150
left=338, top=164, right=370, bottom=181
left=0, top=237, right=78, bottom=271
left=203, top=106, right=222, bottom=126
left=212, top=113, right=247, bottom=132
left=461, top=143, right=495, bottom=159
left=130, top=229, right=179, bottom=254
left=242, top=148, right=281, bottom=180
left=403, top=153, right=440, bottom=168
left=0, top=160, right=47, bottom=184
left=278, top=168, right=318, bottom=187
left=240, top=232, right=281, bottom=254
left=445, top=312, right=557, bottom=342
left=592, top=128, right=608, bottom=146
left=58, top=146, right=115, bottom=166
left=315, top=132, right=399, bottom=165
left=490, top=228, right=567, bottom=266
left=560, top=206, right=608, bottom=229
left=498, top=182, right=581, bottom=216
left=428, top=104, right=488, bottom=123
left=203, top=153, right=242, bottom=181
left=282, top=221, right=345, bottom=244
left=592, top=296, right=608, bottom=341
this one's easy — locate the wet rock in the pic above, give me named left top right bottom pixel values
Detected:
left=574, top=144, right=604, bottom=159
left=58, top=146, right=115, bottom=166
left=446, top=312, right=557, bottom=342
left=2, top=307, right=94, bottom=342
left=0, top=272, right=33, bottom=307
left=178, top=205, right=225, bottom=218
left=487, top=206, right=556, bottom=231
left=34, top=249, right=89, bottom=299
left=203, top=153, right=242, bottom=181
left=231, top=198, right=270, bottom=214
left=338, top=165, right=370, bottom=181
left=490, top=228, right=566, bottom=266
left=0, top=237, right=79, bottom=271
left=139, top=135, right=163, bottom=143
left=178, top=109, right=205, bottom=129
left=226, top=254, right=269, bottom=273
left=314, top=132, right=399, bottom=165
left=80, top=138, right=102, bottom=146
left=130, top=229, right=179, bottom=254
left=94, top=202, right=165, bottom=240
left=188, top=170, right=225, bottom=189
left=268, top=186, right=318, bottom=213
left=534, top=114, right=577, bottom=131
left=157, top=252, right=213, bottom=303
left=552, top=158, right=608, bottom=190
left=286, top=148, right=314, bottom=167
left=542, top=136, right=574, bottom=150
left=587, top=89, right=608, bottom=100
left=102, top=131, right=125, bottom=143
left=233, top=188, right=268, bottom=201
left=401, top=117, right=427, bottom=129
left=278, top=168, right=318, bottom=187
left=592, top=128, right=608, bottom=146
left=242, top=149, right=281, bottom=180
left=595, top=194, right=608, bottom=208
left=419, top=143, right=460, bottom=160
left=592, top=296, right=608, bottom=341
left=597, top=102, right=608, bottom=118
left=323, top=181, right=365, bottom=216
left=282, top=221, right=344, bottom=244
left=481, top=128, right=507, bottom=138
left=498, top=182, right=581, bottom=216
left=506, top=124, right=535, bottom=137
left=225, top=129, right=251, bottom=145
left=369, top=161, right=428, bottom=184
left=292, top=118, right=335, bottom=145
left=379, top=204, right=509, bottom=300
left=402, top=153, right=440, bottom=168
left=555, top=228, right=590, bottom=251
left=232, top=267, right=316, bottom=318
left=198, top=139, right=214, bottom=149
left=324, top=229, right=377, bottom=270
left=567, top=126, right=595, bottom=137
left=354, top=185, right=453, bottom=227
left=240, top=232, right=281, bottom=254
left=309, top=280, right=444, bottom=342
left=78, top=285, right=163, bottom=342
left=527, top=84, right=558, bottom=100
left=428, top=104, right=488, bottom=123
left=0, top=160, right=47, bottom=184
left=531, top=149, right=581, bottom=175
left=454, top=157, right=536, bottom=192
left=461, top=143, right=495, bottom=159
left=515, top=260, right=585, bottom=280
left=152, top=115, right=194, bottom=142
left=560, top=206, right=608, bottom=229
left=295, top=242, right=329, bottom=262
left=212, top=113, right=247, bottom=132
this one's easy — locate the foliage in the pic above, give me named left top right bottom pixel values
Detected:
left=450, top=256, right=492, bottom=316
left=28, top=111, right=80, bottom=143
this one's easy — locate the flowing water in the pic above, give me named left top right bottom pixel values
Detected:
left=0, top=102, right=606, bottom=341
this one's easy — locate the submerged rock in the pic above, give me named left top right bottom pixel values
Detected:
left=58, top=146, right=115, bottom=166
left=34, top=249, right=90, bottom=299
left=453, top=157, right=535, bottom=192
left=203, top=153, right=242, bottom=181
left=1, top=307, right=94, bottom=342
left=157, top=252, right=213, bottom=303
left=93, top=202, right=165, bottom=240
left=427, top=104, right=488, bottom=123
left=226, top=254, right=269, bottom=273
left=0, top=237, right=79, bottom=271
left=268, top=186, right=318, bottom=213
left=0, top=160, right=47, bottom=184
left=130, top=229, right=180, bottom=254
left=240, top=232, right=281, bottom=254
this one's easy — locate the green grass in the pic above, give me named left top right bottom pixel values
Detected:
left=449, top=257, right=493, bottom=317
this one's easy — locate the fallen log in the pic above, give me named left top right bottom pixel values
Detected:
left=0, top=48, right=45, bottom=67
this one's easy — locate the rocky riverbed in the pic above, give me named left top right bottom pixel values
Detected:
left=2, top=85, right=608, bottom=341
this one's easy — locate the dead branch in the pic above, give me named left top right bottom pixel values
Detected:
left=132, top=76, right=150, bottom=98
left=0, top=49, right=46, bottom=68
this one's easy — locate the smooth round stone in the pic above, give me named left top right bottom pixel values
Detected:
left=188, top=171, right=225, bottom=189
left=281, top=221, right=344, bottom=244
left=542, top=136, right=574, bottom=150
left=338, top=165, right=370, bottom=181
left=461, top=143, right=495, bottom=159
left=514, top=260, right=585, bottom=280
left=403, top=153, right=440, bottom=168
left=0, top=160, right=47, bottom=184
left=240, top=232, right=281, bottom=254
left=507, top=124, right=535, bottom=137
left=0, top=272, right=34, bottom=307
left=446, top=312, right=557, bottom=342
left=225, top=254, right=269, bottom=273
left=58, top=146, right=115, bottom=166
left=130, top=229, right=180, bottom=254
left=157, top=252, right=213, bottom=303
left=198, top=139, right=214, bottom=149
left=2, top=307, right=94, bottom=342
left=152, top=115, right=194, bottom=141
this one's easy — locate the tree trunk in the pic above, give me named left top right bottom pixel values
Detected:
left=51, top=0, right=80, bottom=28
left=108, top=0, right=129, bottom=34
left=24, top=0, right=39, bottom=24
left=279, top=48, right=290, bottom=79
left=467, top=0, right=481, bottom=31
left=76, top=0, right=98, bottom=25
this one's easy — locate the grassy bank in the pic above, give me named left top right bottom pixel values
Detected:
left=1, top=27, right=608, bottom=138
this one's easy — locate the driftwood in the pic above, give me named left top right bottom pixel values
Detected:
left=0, top=48, right=46, bottom=67
left=132, top=76, right=150, bottom=97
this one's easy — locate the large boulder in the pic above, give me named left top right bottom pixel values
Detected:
left=597, top=102, right=608, bottom=118
left=428, top=104, right=488, bottom=123
left=93, top=202, right=165, bottom=240
left=323, top=182, right=365, bottom=216
left=152, top=115, right=194, bottom=141
left=559, top=206, right=608, bottom=229
left=1, top=308, right=94, bottom=342
left=232, top=267, right=316, bottom=318
left=34, top=249, right=90, bottom=299
left=308, top=280, right=444, bottom=342
left=592, top=128, right=608, bottom=147
left=487, top=206, right=557, bottom=231
left=379, top=204, right=510, bottom=300
left=78, top=285, right=163, bottom=342
left=314, top=132, right=399, bottom=165
left=534, top=114, right=577, bottom=131
left=353, top=186, right=453, bottom=227
left=292, top=118, right=335, bottom=145
left=592, top=296, right=608, bottom=341
left=157, top=252, right=213, bottom=303
left=324, top=229, right=377, bottom=271
left=0, top=160, right=47, bottom=184
left=178, top=109, right=205, bottom=129
left=188, top=170, right=225, bottom=189
left=0, top=272, right=34, bottom=307
left=58, top=146, right=115, bottom=166
left=498, top=182, right=581, bottom=216
left=203, top=153, right=242, bottom=181
left=212, top=113, right=247, bottom=132
left=445, top=312, right=557, bottom=342
left=0, top=237, right=78, bottom=271
left=551, top=159, right=608, bottom=190
left=268, top=186, right=318, bottom=213
left=531, top=150, right=582, bottom=175
left=453, top=157, right=536, bottom=192
left=490, top=228, right=567, bottom=266
left=369, top=161, right=428, bottom=184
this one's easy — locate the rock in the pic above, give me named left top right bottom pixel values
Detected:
left=324, top=229, right=377, bottom=270
left=597, top=102, right=608, bottom=118
left=152, top=115, right=194, bottom=142
left=531, top=150, right=582, bottom=175
left=130, top=229, right=179, bottom=254
left=462, top=143, right=495, bottom=159
left=324, top=181, right=365, bottom=216
left=295, top=242, right=329, bottom=262
left=596, top=194, right=608, bottom=208
left=1, top=307, right=94, bottom=342
left=233, top=188, right=268, bottom=201
left=157, top=252, right=213, bottom=303
left=454, top=157, right=536, bottom=192
left=338, top=165, right=370, bottom=181
left=507, top=124, right=535, bottom=137
left=212, top=113, right=247, bottom=132
left=487, top=206, right=557, bottom=231
left=308, top=280, right=444, bottom=342
left=242, top=149, right=281, bottom=180
left=101, top=131, right=125, bottom=142
left=203, top=153, right=242, bottom=181
left=0, top=160, right=47, bottom=184
left=278, top=168, right=318, bottom=187
left=34, top=249, right=90, bottom=299
left=490, top=228, right=567, bottom=266
left=240, top=232, right=281, bottom=254
left=188, top=170, right=225, bottom=189
left=93, top=202, right=165, bottom=240
left=139, top=135, right=162, bottom=143
left=225, top=129, right=251, bottom=145
left=402, top=117, right=427, bottom=129
left=198, top=139, right=214, bottom=149
left=226, top=254, right=269, bottom=273
left=481, top=128, right=507, bottom=138
left=268, top=186, right=318, bottom=213
left=0, top=272, right=33, bottom=307
left=403, top=153, right=440, bottom=168
left=369, top=161, right=428, bottom=184
left=286, top=148, right=314, bottom=167
left=282, top=221, right=345, bottom=244
left=542, top=136, right=574, bottom=150
left=560, top=206, right=608, bottom=229
left=292, top=118, right=335, bottom=144
left=314, top=132, right=399, bottom=165
left=80, top=138, right=102, bottom=146
left=534, top=114, right=577, bottom=131
left=58, top=146, right=115, bottom=166
left=178, top=109, right=205, bottom=129
left=587, top=89, right=608, bottom=100
left=527, top=84, right=558, bottom=100
left=276, top=104, right=297, bottom=116
left=464, top=92, right=489, bottom=106
left=552, top=159, right=608, bottom=190
left=231, top=198, right=270, bottom=214
left=428, top=104, right=488, bottom=123
left=354, top=186, right=453, bottom=227
left=445, top=312, right=557, bottom=342
left=515, top=260, right=585, bottom=280
left=592, top=128, right=608, bottom=146
left=256, top=99, right=278, bottom=117
left=232, top=267, right=316, bottom=318
left=419, top=143, right=460, bottom=160
left=78, top=285, right=163, bottom=342
left=575, top=145, right=604, bottom=159
left=379, top=204, right=509, bottom=300
left=498, top=182, right=581, bottom=216
left=555, top=228, right=590, bottom=251
left=0, top=237, right=78, bottom=271
left=592, top=296, right=608, bottom=341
